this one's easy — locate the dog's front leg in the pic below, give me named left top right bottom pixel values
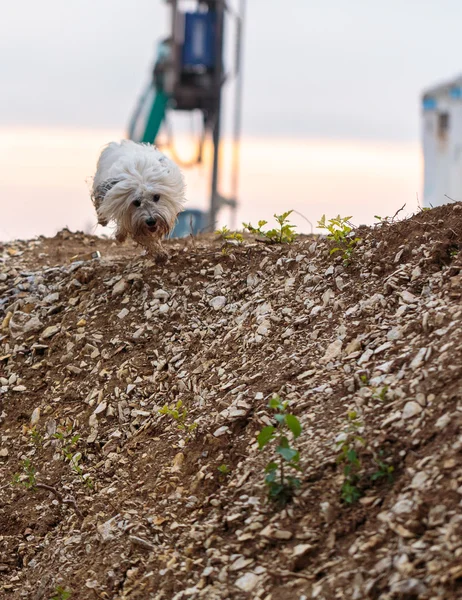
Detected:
left=115, top=228, right=128, bottom=243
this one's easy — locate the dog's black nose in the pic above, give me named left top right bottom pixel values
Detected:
left=145, top=217, right=157, bottom=227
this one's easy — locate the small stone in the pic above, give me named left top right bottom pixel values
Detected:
left=345, top=338, right=361, bottom=355
left=210, top=296, right=227, bottom=310
left=435, top=413, right=451, bottom=430
left=390, top=578, right=427, bottom=596
left=117, top=308, right=129, bottom=320
left=30, top=407, right=40, bottom=426
left=320, top=339, right=342, bottom=363
left=281, top=328, right=294, bottom=340
left=229, top=556, right=254, bottom=571
left=112, top=279, right=128, bottom=296
left=401, top=290, right=418, bottom=303
left=402, top=401, right=422, bottom=420
left=41, top=325, right=60, bottom=339
left=0, top=448, right=9, bottom=458
left=154, top=289, right=169, bottom=301
left=234, top=572, right=259, bottom=592
left=213, top=426, right=230, bottom=437
left=272, top=529, right=293, bottom=540
left=171, top=452, right=185, bottom=472
left=410, top=471, right=428, bottom=490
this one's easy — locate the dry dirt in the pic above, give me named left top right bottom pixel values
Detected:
left=1, top=205, right=462, bottom=600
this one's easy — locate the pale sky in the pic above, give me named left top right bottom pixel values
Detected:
left=0, top=0, right=460, bottom=240
left=2, top=0, right=462, bottom=139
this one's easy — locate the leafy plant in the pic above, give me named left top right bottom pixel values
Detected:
left=49, top=586, right=72, bottom=600
left=336, top=411, right=365, bottom=504
left=257, top=395, right=302, bottom=504
left=12, top=459, right=37, bottom=490
left=217, top=464, right=231, bottom=476
left=159, top=400, right=198, bottom=435
left=371, top=456, right=394, bottom=483
left=216, top=226, right=244, bottom=244
left=372, top=385, right=389, bottom=402
left=53, top=427, right=93, bottom=489
left=243, top=211, right=297, bottom=244
left=317, top=214, right=361, bottom=265
left=30, top=426, right=44, bottom=448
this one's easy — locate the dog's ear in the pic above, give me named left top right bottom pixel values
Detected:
left=94, top=178, right=121, bottom=201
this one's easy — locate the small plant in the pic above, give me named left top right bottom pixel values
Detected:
left=371, top=455, right=394, bottom=483
left=317, top=214, right=361, bottom=265
left=30, top=426, right=44, bottom=448
left=336, top=411, right=365, bottom=504
left=372, top=385, right=389, bottom=402
left=12, top=459, right=37, bottom=490
left=49, top=586, right=72, bottom=600
left=217, top=464, right=231, bottom=476
left=53, top=427, right=93, bottom=489
left=243, top=211, right=297, bottom=244
left=216, top=226, right=244, bottom=244
left=359, top=374, right=369, bottom=386
left=257, top=395, right=302, bottom=504
left=159, top=400, right=198, bottom=435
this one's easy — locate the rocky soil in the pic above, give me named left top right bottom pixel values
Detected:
left=1, top=205, right=462, bottom=600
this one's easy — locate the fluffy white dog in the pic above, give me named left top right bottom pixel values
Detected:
left=91, top=140, right=185, bottom=257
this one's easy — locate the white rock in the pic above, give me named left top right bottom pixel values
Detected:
left=402, top=401, right=423, bottom=420
left=392, top=499, right=413, bottom=515
left=210, top=296, right=227, bottom=310
left=435, top=413, right=451, bottom=429
left=410, top=348, right=427, bottom=369
left=117, top=308, right=129, bottom=320
left=41, top=325, right=60, bottom=339
left=234, top=572, right=259, bottom=592
left=213, top=426, right=230, bottom=437
left=112, top=279, right=128, bottom=296
left=30, top=407, right=40, bottom=426
left=214, top=264, right=224, bottom=277
left=154, top=289, right=170, bottom=301
left=321, top=339, right=342, bottom=363
left=387, top=327, right=403, bottom=341
left=230, top=556, right=254, bottom=571
left=401, top=290, right=418, bottom=304
left=410, top=471, right=428, bottom=490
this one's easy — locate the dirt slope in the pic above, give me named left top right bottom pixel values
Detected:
left=1, top=205, right=462, bottom=600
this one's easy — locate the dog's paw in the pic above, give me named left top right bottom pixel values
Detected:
left=115, top=230, right=128, bottom=243
left=154, top=251, right=169, bottom=265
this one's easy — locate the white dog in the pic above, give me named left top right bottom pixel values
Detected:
left=91, top=140, right=185, bottom=257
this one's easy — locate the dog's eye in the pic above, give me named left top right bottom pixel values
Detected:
left=153, top=194, right=160, bottom=202
left=133, top=199, right=141, bottom=207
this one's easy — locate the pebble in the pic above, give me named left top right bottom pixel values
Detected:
left=234, top=572, right=259, bottom=592
left=210, top=296, right=227, bottom=310
left=402, top=401, right=423, bottom=420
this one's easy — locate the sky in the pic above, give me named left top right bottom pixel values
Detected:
left=1, top=0, right=462, bottom=240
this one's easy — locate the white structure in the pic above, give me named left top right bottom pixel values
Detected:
left=422, top=75, right=462, bottom=207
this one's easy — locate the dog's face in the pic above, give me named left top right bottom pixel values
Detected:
left=125, top=188, right=174, bottom=240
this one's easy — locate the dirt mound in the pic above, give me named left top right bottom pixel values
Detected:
left=1, top=205, right=462, bottom=600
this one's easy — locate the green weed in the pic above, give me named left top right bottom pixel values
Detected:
left=317, top=214, right=361, bottom=265
left=336, top=411, right=365, bottom=504
left=243, top=211, right=297, bottom=244
left=257, top=395, right=302, bottom=504
left=49, top=586, right=72, bottom=600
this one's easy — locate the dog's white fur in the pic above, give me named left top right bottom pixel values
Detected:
left=92, top=140, right=185, bottom=256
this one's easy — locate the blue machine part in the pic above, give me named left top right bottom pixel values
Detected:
left=450, top=86, right=462, bottom=99
left=182, top=12, right=216, bottom=69
left=170, top=209, right=208, bottom=238
left=422, top=96, right=437, bottom=111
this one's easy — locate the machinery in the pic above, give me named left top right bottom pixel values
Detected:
left=128, top=0, right=245, bottom=236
